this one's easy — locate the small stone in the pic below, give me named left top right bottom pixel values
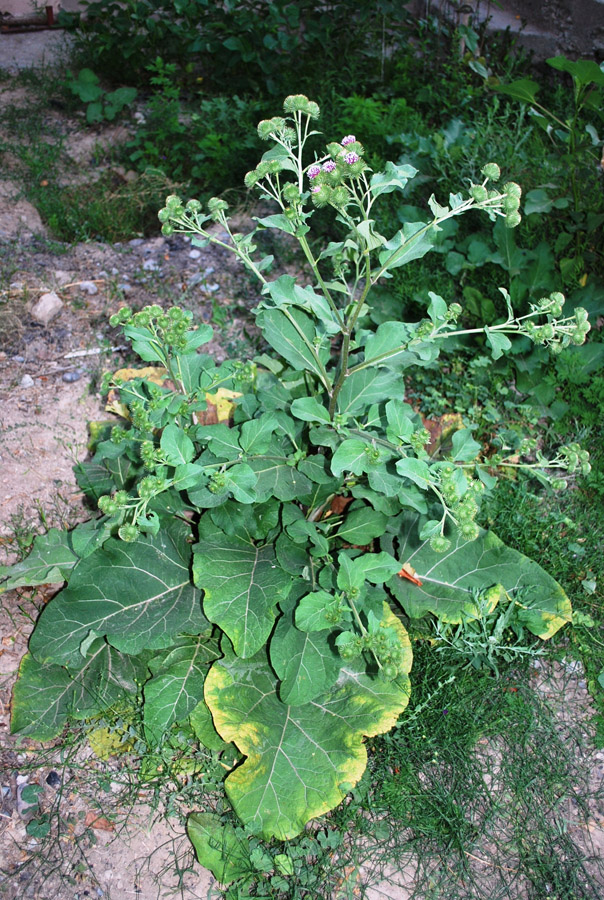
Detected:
left=142, top=259, right=159, bottom=271
left=31, top=291, right=63, bottom=327
left=118, top=283, right=132, bottom=294
left=20, top=374, right=34, bottom=388
left=62, top=370, right=82, bottom=383
left=9, top=281, right=23, bottom=290
left=188, top=249, right=201, bottom=260
left=206, top=283, right=220, bottom=293
left=79, top=281, right=98, bottom=295
left=12, top=355, right=25, bottom=362
left=53, top=270, right=72, bottom=286
left=204, top=266, right=215, bottom=276
left=46, top=771, right=61, bottom=788
left=128, top=238, right=144, bottom=247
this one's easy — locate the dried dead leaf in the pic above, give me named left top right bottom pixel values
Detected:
left=84, top=812, right=115, bottom=832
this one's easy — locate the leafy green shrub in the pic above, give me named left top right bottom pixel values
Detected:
left=128, top=59, right=268, bottom=192
left=59, top=0, right=407, bottom=95
left=3, top=97, right=590, bottom=859
left=66, top=67, right=137, bottom=124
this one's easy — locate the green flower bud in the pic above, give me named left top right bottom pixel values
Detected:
left=503, top=182, right=522, bottom=199
left=118, top=524, right=140, bottom=542
left=283, top=95, right=320, bottom=118
left=502, top=195, right=520, bottom=213
left=244, top=170, right=260, bottom=188
left=132, top=310, right=151, bottom=326
left=186, top=198, right=202, bottom=213
left=460, top=522, right=480, bottom=541
left=207, top=196, right=228, bottom=214
left=165, top=194, right=182, bottom=210
left=380, top=663, right=399, bottom=681
left=310, top=184, right=333, bottom=208
left=257, top=117, right=284, bottom=139
left=481, top=163, right=501, bottom=181
left=549, top=292, right=565, bottom=316
left=470, top=184, right=488, bottom=202
left=161, top=222, right=175, bottom=237
left=574, top=307, right=589, bottom=326
left=505, top=212, right=522, bottom=228
left=157, top=208, right=170, bottom=223
left=331, top=186, right=349, bottom=208
left=282, top=182, right=301, bottom=204
left=430, top=534, right=451, bottom=553
left=552, top=478, right=567, bottom=491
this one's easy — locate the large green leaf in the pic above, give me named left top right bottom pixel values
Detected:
left=255, top=306, right=329, bottom=382
left=378, top=221, right=437, bottom=271
left=205, top=614, right=411, bottom=839
left=270, top=595, right=341, bottom=705
left=11, top=640, right=146, bottom=740
left=493, top=78, right=540, bottom=103
left=187, top=813, right=251, bottom=884
left=335, top=507, right=388, bottom=545
left=143, top=635, right=220, bottom=747
left=546, top=56, right=604, bottom=87
left=29, top=521, right=207, bottom=666
left=336, top=368, right=399, bottom=415
left=265, top=274, right=340, bottom=334
left=386, top=514, right=572, bottom=638
left=248, top=456, right=312, bottom=501
left=193, top=520, right=293, bottom=658
left=0, top=529, right=78, bottom=593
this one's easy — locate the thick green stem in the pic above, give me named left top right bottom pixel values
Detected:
left=297, top=233, right=344, bottom=326
left=328, top=257, right=372, bottom=418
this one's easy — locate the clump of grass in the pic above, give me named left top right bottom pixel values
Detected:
left=30, top=168, right=181, bottom=243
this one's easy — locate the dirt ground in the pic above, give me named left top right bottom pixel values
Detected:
left=0, top=77, right=603, bottom=900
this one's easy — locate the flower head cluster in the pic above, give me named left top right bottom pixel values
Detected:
left=522, top=293, right=590, bottom=351
left=304, top=136, right=367, bottom=208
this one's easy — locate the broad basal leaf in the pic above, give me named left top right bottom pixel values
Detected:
left=11, top=640, right=146, bottom=740
left=187, top=813, right=251, bottom=885
left=29, top=521, right=207, bottom=667
left=144, top=635, right=220, bottom=747
left=270, top=595, right=341, bottom=705
left=0, top=529, right=78, bottom=593
left=387, top=513, right=572, bottom=638
left=204, top=624, right=411, bottom=840
left=193, top=520, right=293, bottom=658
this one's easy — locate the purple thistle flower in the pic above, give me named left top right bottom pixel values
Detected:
left=311, top=186, right=321, bottom=193
left=322, top=160, right=337, bottom=173
left=307, top=164, right=321, bottom=179
left=341, top=135, right=356, bottom=145
left=344, top=151, right=360, bottom=165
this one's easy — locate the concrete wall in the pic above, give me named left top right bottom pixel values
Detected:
left=410, top=0, right=604, bottom=59
left=1, top=1, right=81, bottom=18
